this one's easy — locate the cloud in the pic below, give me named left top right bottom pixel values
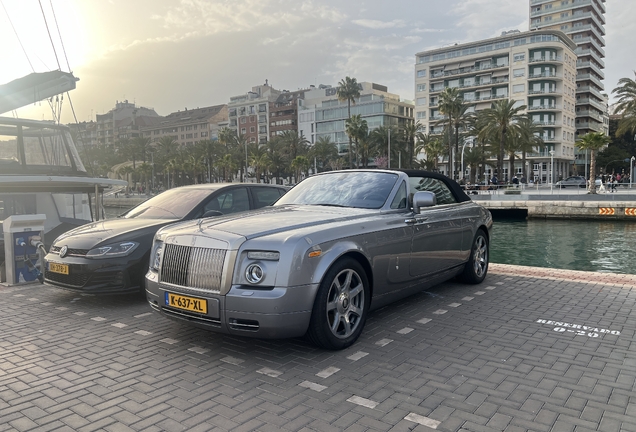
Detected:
left=351, top=19, right=406, bottom=30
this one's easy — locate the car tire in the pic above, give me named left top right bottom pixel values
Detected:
left=459, top=229, right=489, bottom=284
left=306, top=258, right=370, bottom=350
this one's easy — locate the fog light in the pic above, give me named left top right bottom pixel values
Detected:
left=245, top=264, right=264, bottom=284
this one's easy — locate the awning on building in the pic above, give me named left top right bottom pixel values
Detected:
left=445, top=63, right=460, bottom=70
left=459, top=61, right=475, bottom=68
left=492, top=69, right=509, bottom=77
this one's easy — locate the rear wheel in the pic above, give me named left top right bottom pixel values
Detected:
left=307, top=258, right=370, bottom=350
left=459, top=229, right=489, bottom=284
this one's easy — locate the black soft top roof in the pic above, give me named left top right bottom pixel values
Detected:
left=399, top=170, right=471, bottom=203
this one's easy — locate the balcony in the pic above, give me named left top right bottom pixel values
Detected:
left=528, top=89, right=559, bottom=95
left=528, top=105, right=560, bottom=111
left=573, top=37, right=605, bottom=57
left=576, top=61, right=605, bottom=79
left=459, top=77, right=509, bottom=89
left=429, top=115, right=447, bottom=121
left=576, top=73, right=604, bottom=88
left=576, top=109, right=603, bottom=121
left=575, top=49, right=605, bottom=65
left=430, top=62, right=508, bottom=80
left=576, top=97, right=605, bottom=112
left=533, top=121, right=559, bottom=126
left=576, top=120, right=603, bottom=132
left=529, top=56, right=562, bottom=64
left=528, top=72, right=559, bottom=79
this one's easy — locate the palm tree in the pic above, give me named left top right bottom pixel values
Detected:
left=576, top=132, right=611, bottom=194
left=291, top=156, right=310, bottom=183
left=401, top=121, right=421, bottom=169
left=344, top=115, right=368, bottom=168
left=612, top=73, right=636, bottom=137
left=280, top=130, right=308, bottom=161
left=516, top=117, right=544, bottom=182
left=337, top=76, right=361, bottom=168
left=438, top=87, right=471, bottom=179
left=416, top=134, right=445, bottom=172
left=463, top=146, right=483, bottom=184
left=369, top=125, right=397, bottom=167
left=480, top=99, right=526, bottom=182
left=310, top=136, right=338, bottom=172
left=249, top=144, right=271, bottom=183
left=117, top=165, right=134, bottom=193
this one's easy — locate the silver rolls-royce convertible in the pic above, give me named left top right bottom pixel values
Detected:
left=145, top=170, right=493, bottom=350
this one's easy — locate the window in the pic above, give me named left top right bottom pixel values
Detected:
left=513, top=84, right=525, bottom=93
left=513, top=68, right=525, bottom=77
left=203, top=187, right=249, bottom=215
left=252, top=187, right=285, bottom=209
left=513, top=53, right=525, bottom=62
left=241, top=117, right=247, bottom=124
left=417, top=69, right=427, bottom=78
left=416, top=97, right=427, bottom=106
left=409, top=177, right=457, bottom=205
left=250, top=126, right=255, bottom=133
left=416, top=111, right=426, bottom=119
left=417, top=84, right=426, bottom=92
left=241, top=128, right=246, bottom=134
left=390, top=181, right=407, bottom=209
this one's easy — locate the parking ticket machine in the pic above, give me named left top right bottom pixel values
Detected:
left=2, top=214, right=46, bottom=286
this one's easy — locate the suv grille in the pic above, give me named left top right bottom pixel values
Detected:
left=50, top=246, right=89, bottom=257
left=159, top=244, right=226, bottom=293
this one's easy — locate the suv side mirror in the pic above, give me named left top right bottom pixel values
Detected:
left=413, top=191, right=436, bottom=213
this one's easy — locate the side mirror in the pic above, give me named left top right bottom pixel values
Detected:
left=413, top=191, right=436, bottom=213
left=202, top=210, right=223, bottom=218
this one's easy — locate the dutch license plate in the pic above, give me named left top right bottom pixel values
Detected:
left=48, top=262, right=69, bottom=275
left=166, top=292, right=207, bottom=314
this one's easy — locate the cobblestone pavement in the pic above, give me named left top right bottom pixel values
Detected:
left=1, top=264, right=635, bottom=432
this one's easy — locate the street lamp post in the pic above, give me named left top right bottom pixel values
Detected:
left=631, top=156, right=635, bottom=189
left=549, top=150, right=555, bottom=191
left=387, top=128, right=391, bottom=169
left=245, top=140, right=249, bottom=183
left=461, top=141, right=469, bottom=182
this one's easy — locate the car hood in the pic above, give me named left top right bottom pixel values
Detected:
left=161, top=205, right=380, bottom=241
left=52, top=217, right=177, bottom=249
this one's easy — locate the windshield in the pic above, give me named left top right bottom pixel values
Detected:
left=275, top=171, right=399, bottom=209
left=120, top=188, right=213, bottom=219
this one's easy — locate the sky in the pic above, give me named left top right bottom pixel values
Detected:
left=1, top=0, right=634, bottom=124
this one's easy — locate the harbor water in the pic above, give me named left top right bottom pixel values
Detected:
left=104, top=206, right=636, bottom=276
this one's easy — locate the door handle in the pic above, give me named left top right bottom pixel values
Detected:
left=405, top=217, right=428, bottom=224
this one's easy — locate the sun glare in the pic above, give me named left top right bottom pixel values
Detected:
left=1, top=0, right=87, bottom=85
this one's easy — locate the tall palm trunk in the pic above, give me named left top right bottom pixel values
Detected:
left=589, top=149, right=597, bottom=194
left=347, top=102, right=352, bottom=169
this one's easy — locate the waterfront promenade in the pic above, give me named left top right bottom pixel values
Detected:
left=1, top=264, right=635, bottom=431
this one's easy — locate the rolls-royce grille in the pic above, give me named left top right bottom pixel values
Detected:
left=160, top=244, right=226, bottom=292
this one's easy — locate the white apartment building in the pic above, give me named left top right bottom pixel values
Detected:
left=415, top=29, right=578, bottom=183
left=300, top=82, right=414, bottom=166
left=530, top=0, right=606, bottom=175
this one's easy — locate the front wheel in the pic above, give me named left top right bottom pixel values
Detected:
left=306, top=258, right=370, bottom=350
left=459, top=229, right=489, bottom=284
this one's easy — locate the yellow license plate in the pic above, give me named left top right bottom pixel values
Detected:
left=49, top=262, right=69, bottom=275
left=166, top=292, right=207, bottom=314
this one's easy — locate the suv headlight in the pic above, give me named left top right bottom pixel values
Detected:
left=86, top=241, right=139, bottom=258
left=150, top=240, right=164, bottom=271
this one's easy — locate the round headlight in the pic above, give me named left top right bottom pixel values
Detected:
left=245, top=264, right=264, bottom=284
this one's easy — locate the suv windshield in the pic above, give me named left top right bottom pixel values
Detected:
left=120, top=188, right=213, bottom=219
left=275, top=172, right=398, bottom=209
